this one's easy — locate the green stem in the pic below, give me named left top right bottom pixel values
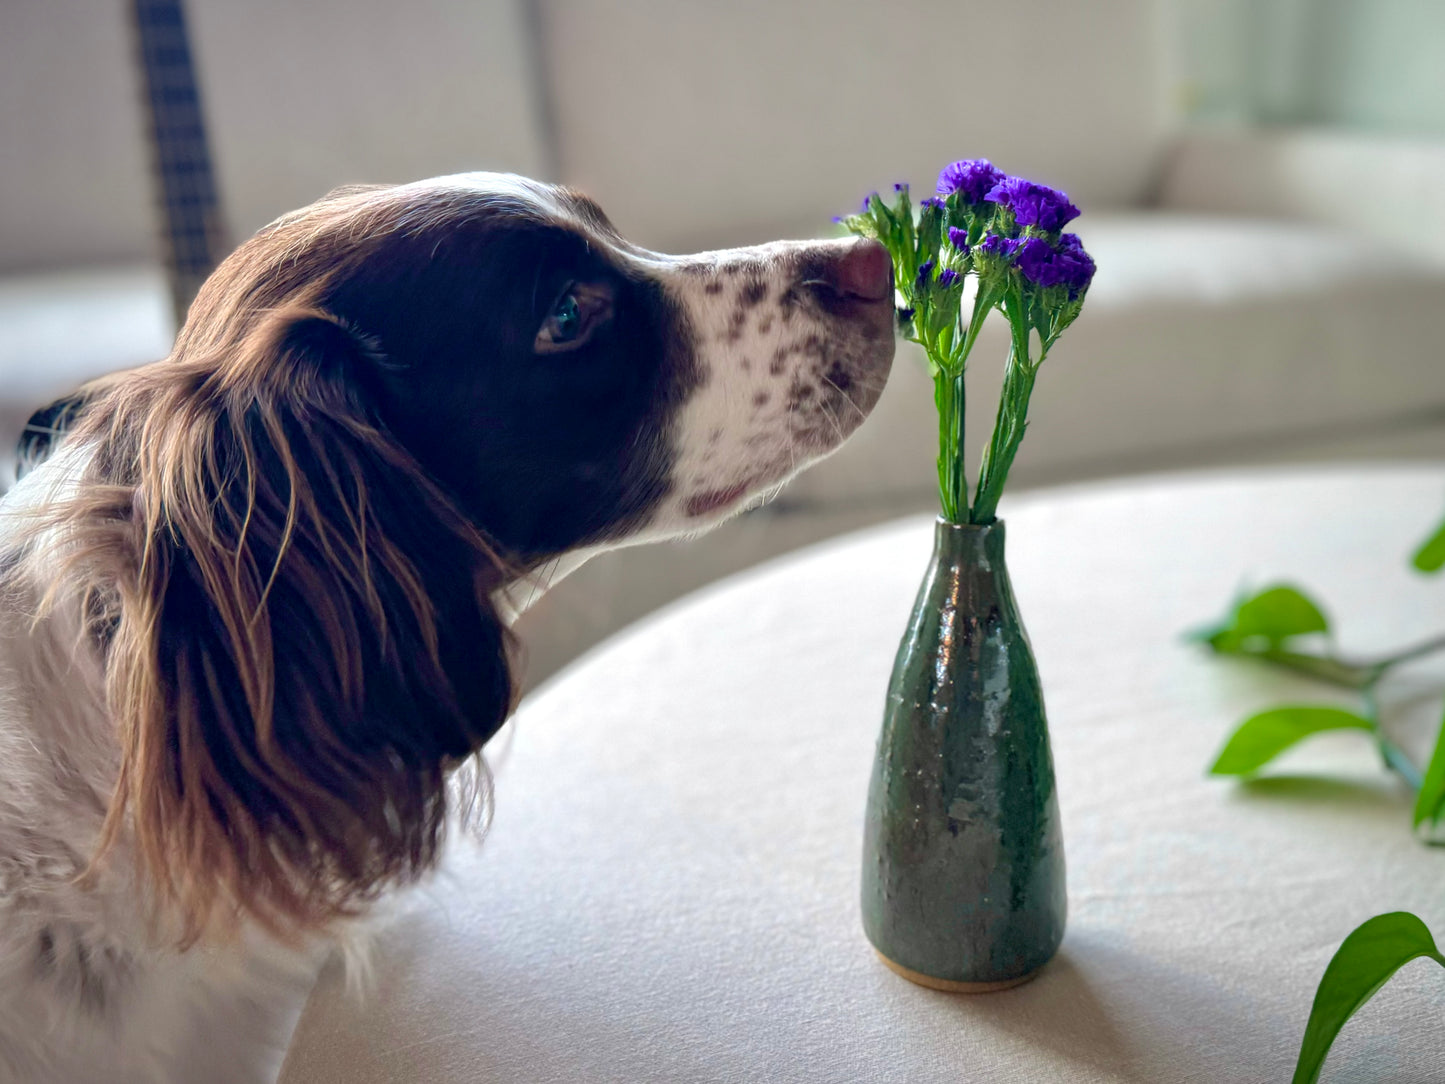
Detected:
left=1373, top=631, right=1445, bottom=675
left=1378, top=735, right=1425, bottom=790
left=930, top=283, right=996, bottom=524
left=934, top=368, right=967, bottom=522
left=1218, top=644, right=1436, bottom=790
left=1362, top=688, right=1425, bottom=790
left=958, top=281, right=999, bottom=363
left=1223, top=630, right=1445, bottom=691
left=1236, top=648, right=1385, bottom=690
left=970, top=295, right=1036, bottom=524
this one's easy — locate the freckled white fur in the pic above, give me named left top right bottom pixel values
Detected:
left=0, top=178, right=891, bottom=1083
left=625, top=238, right=892, bottom=537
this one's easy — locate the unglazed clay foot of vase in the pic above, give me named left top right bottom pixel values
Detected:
left=874, top=949, right=1046, bottom=993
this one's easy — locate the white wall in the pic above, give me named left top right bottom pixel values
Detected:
left=0, top=0, right=154, bottom=271
left=3, top=0, right=1178, bottom=273
left=186, top=0, right=548, bottom=243
left=0, top=0, right=547, bottom=274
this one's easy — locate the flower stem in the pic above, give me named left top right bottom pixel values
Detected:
left=935, top=368, right=967, bottom=522
left=970, top=294, right=1037, bottom=524
left=932, top=285, right=997, bottom=523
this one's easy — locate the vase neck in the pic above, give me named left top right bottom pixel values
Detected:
left=933, top=517, right=1006, bottom=568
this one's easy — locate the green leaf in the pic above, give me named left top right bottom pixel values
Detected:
left=1292, top=912, right=1445, bottom=1084
left=1232, top=585, right=1330, bottom=643
left=1413, top=515, right=1445, bottom=573
left=1209, top=706, right=1374, bottom=776
left=1413, top=705, right=1445, bottom=829
left=1199, top=584, right=1331, bottom=652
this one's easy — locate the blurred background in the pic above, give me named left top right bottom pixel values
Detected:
left=2, top=0, right=1443, bottom=687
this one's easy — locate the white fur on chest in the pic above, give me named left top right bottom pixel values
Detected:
left=0, top=457, right=323, bottom=1084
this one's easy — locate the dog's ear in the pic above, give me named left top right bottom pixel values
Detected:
left=94, top=306, right=515, bottom=944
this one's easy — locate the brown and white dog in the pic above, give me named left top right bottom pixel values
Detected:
left=0, top=173, right=894, bottom=1083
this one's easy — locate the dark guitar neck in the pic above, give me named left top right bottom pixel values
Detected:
left=14, top=1, right=227, bottom=482
left=129, top=0, right=228, bottom=325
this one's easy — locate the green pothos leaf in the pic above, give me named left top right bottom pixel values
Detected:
left=1195, top=584, right=1331, bottom=653
left=1293, top=912, right=1445, bottom=1084
left=1209, top=706, right=1374, bottom=776
left=1412, top=705, right=1445, bottom=830
left=1412, top=514, right=1445, bottom=573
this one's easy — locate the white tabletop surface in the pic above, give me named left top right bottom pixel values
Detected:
left=279, top=465, right=1445, bottom=1083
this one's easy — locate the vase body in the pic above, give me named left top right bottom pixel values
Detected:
left=861, top=518, right=1065, bottom=989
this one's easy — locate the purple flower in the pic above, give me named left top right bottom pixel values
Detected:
left=937, top=268, right=961, bottom=289
left=920, top=197, right=944, bottom=211
left=1057, top=234, right=1086, bottom=280
left=977, top=234, right=1020, bottom=260
left=937, top=158, right=1005, bottom=202
left=861, top=192, right=880, bottom=213
left=1014, top=234, right=1097, bottom=297
left=1056, top=233, right=1096, bottom=295
left=914, top=259, right=935, bottom=292
left=946, top=226, right=970, bottom=253
left=1014, top=237, right=1069, bottom=288
left=893, top=182, right=906, bottom=192
left=984, top=176, right=1080, bottom=232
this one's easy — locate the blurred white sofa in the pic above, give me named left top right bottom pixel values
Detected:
left=2, top=0, right=1443, bottom=687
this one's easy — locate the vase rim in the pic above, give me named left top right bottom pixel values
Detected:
left=935, top=516, right=1003, bottom=532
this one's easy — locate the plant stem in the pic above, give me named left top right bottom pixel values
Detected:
left=1238, top=648, right=1384, bottom=690
left=934, top=367, right=967, bottom=522
left=1374, top=631, right=1445, bottom=675
left=970, top=299, right=1036, bottom=524
left=958, top=282, right=999, bottom=364
left=1377, top=736, right=1425, bottom=790
left=1220, top=641, right=1435, bottom=787
left=931, top=284, right=997, bottom=524
left=1362, top=688, right=1426, bottom=790
left=1226, top=630, right=1445, bottom=691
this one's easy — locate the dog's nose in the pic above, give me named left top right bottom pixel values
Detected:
left=825, top=239, right=893, bottom=303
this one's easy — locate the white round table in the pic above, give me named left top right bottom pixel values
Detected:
left=280, top=466, right=1445, bottom=1083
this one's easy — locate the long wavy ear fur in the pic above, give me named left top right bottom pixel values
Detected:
left=78, top=307, right=514, bottom=944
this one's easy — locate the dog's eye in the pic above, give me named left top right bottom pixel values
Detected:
left=535, top=282, right=614, bottom=354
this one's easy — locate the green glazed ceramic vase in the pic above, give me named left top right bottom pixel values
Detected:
left=861, top=518, right=1066, bottom=991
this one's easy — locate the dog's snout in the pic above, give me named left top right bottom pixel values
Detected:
left=823, top=239, right=893, bottom=303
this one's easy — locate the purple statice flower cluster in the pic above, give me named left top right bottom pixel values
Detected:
left=1014, top=234, right=1096, bottom=296
left=837, top=157, right=1097, bottom=525
left=977, top=234, right=1020, bottom=260
left=915, top=261, right=962, bottom=295
left=937, top=158, right=1004, bottom=203
left=983, top=176, right=1079, bottom=232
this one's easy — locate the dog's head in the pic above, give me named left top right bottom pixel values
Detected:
left=243, top=173, right=896, bottom=552
left=51, top=173, right=893, bottom=939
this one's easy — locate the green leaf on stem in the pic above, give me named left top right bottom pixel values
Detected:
left=1197, top=584, right=1330, bottom=653
left=1209, top=706, right=1373, bottom=776
left=1412, top=514, right=1445, bottom=573
left=1292, top=911, right=1445, bottom=1084
left=1412, top=705, right=1445, bottom=829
